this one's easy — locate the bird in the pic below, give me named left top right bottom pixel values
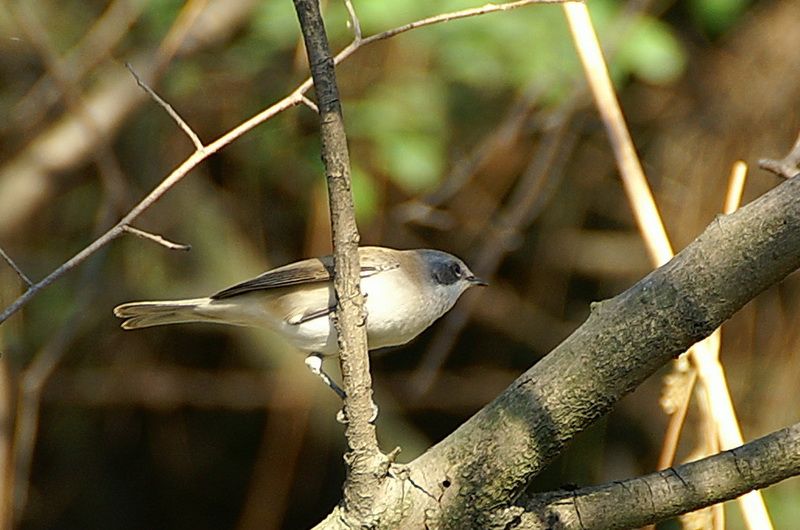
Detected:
left=114, top=246, right=486, bottom=400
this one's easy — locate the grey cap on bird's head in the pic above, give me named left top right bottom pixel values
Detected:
left=419, top=249, right=488, bottom=288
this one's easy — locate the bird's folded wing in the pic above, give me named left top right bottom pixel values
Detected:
left=211, top=250, right=399, bottom=300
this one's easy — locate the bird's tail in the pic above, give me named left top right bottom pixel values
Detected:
left=113, top=298, right=212, bottom=329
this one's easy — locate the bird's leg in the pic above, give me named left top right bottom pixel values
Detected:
left=303, top=353, right=379, bottom=424
left=304, top=354, right=346, bottom=399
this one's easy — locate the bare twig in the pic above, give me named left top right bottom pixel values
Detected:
left=0, top=86, right=305, bottom=325
left=293, top=0, right=380, bottom=522
left=0, top=247, right=32, bottom=287
left=125, top=63, right=205, bottom=151
left=343, top=0, right=362, bottom=42
left=759, top=130, right=800, bottom=178
left=0, top=0, right=569, bottom=324
left=0, top=0, right=218, bottom=241
left=299, top=94, right=319, bottom=113
left=356, top=0, right=566, bottom=50
left=122, top=225, right=191, bottom=251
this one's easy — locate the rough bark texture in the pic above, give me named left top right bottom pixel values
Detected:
left=514, top=421, right=800, bottom=529
left=407, top=175, right=800, bottom=527
left=292, top=0, right=382, bottom=524
left=315, top=174, right=800, bottom=528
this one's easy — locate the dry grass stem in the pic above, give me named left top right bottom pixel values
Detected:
left=563, top=1, right=673, bottom=266
left=565, top=3, right=772, bottom=527
left=724, top=161, right=748, bottom=215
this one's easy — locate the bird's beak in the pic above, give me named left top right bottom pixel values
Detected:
left=467, top=275, right=488, bottom=287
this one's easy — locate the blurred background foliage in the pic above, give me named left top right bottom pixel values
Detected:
left=0, top=0, right=798, bottom=528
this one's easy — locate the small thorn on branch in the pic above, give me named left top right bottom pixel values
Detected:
left=125, top=62, right=205, bottom=152
left=0, top=246, right=33, bottom=287
left=300, top=94, right=319, bottom=113
left=122, top=225, right=191, bottom=251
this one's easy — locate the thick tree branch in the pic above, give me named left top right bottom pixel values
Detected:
left=514, top=421, right=800, bottom=529
left=312, top=174, right=800, bottom=528
left=292, top=0, right=381, bottom=523
left=404, top=175, right=800, bottom=527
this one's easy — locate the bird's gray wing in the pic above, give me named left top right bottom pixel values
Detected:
left=211, top=251, right=399, bottom=300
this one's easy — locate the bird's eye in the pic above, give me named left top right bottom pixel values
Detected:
left=432, top=260, right=462, bottom=285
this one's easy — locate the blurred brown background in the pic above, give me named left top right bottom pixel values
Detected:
left=0, top=0, right=798, bottom=528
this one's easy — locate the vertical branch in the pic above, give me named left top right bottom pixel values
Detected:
left=291, top=0, right=382, bottom=522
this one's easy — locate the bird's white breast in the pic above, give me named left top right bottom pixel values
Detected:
left=206, top=266, right=448, bottom=356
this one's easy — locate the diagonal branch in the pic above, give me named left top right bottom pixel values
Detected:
left=0, top=0, right=569, bottom=325
left=381, top=174, right=800, bottom=527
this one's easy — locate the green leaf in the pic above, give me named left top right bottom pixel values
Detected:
left=379, top=133, right=443, bottom=193
left=351, top=165, right=379, bottom=223
left=689, top=0, right=750, bottom=35
left=616, top=18, right=687, bottom=85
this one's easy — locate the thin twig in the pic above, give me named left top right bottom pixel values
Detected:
left=0, top=0, right=566, bottom=324
left=0, top=247, right=32, bottom=287
left=358, top=0, right=566, bottom=49
left=125, top=62, right=205, bottom=151
left=299, top=94, right=319, bottom=113
left=759, top=130, right=800, bottom=179
left=122, top=225, right=191, bottom=251
left=343, top=0, right=362, bottom=42
left=0, top=88, right=305, bottom=325
left=0, top=0, right=217, bottom=244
